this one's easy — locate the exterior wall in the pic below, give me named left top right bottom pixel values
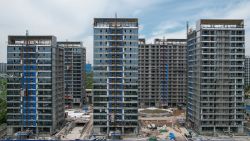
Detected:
left=245, top=56, right=250, bottom=87
left=138, top=43, right=162, bottom=107
left=86, top=89, right=93, bottom=104
left=6, top=35, right=64, bottom=137
left=93, top=18, right=138, bottom=137
left=246, top=96, right=250, bottom=116
left=0, top=63, right=7, bottom=73
left=157, top=39, right=187, bottom=107
left=187, top=19, right=245, bottom=135
left=51, top=45, right=65, bottom=134
left=58, top=42, right=86, bottom=108
left=138, top=39, right=187, bottom=108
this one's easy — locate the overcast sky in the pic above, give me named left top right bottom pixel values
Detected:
left=0, top=0, right=250, bottom=64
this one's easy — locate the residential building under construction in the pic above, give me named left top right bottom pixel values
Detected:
left=187, top=19, right=245, bottom=134
left=0, top=63, right=7, bottom=73
left=58, top=41, right=86, bottom=108
left=93, top=18, right=138, bottom=137
left=245, top=56, right=250, bottom=87
left=6, top=35, right=64, bottom=137
left=138, top=38, right=187, bottom=108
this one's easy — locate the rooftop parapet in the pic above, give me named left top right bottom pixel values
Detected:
left=94, top=18, right=138, bottom=27
left=154, top=38, right=186, bottom=45
left=198, top=19, right=244, bottom=29
left=8, top=35, right=57, bottom=46
left=57, top=41, right=83, bottom=48
left=139, top=38, right=145, bottom=45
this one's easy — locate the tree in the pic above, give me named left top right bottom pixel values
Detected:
left=0, top=79, right=7, bottom=124
left=86, top=72, right=93, bottom=89
left=245, top=85, right=250, bottom=93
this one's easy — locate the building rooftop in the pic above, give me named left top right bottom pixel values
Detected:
left=94, top=18, right=138, bottom=22
left=94, top=18, right=138, bottom=27
left=8, top=35, right=56, bottom=45
left=57, top=41, right=84, bottom=48
left=58, top=41, right=82, bottom=44
left=199, top=19, right=244, bottom=25
left=155, top=38, right=186, bottom=42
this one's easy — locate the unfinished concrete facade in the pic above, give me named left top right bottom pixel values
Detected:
left=93, top=18, right=138, bottom=137
left=58, top=41, right=86, bottom=108
left=138, top=39, right=187, bottom=108
left=7, top=35, right=64, bottom=136
left=245, top=56, right=250, bottom=87
left=187, top=19, right=245, bottom=135
left=0, top=63, right=7, bottom=73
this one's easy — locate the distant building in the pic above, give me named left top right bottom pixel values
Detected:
left=246, top=92, right=250, bottom=135
left=58, top=41, right=86, bottom=108
left=86, top=89, right=93, bottom=104
left=7, top=35, right=64, bottom=136
left=246, top=93, right=250, bottom=117
left=93, top=18, right=139, bottom=137
left=0, top=63, right=7, bottom=73
left=187, top=19, right=245, bottom=135
left=245, top=56, right=250, bottom=87
left=138, top=38, right=187, bottom=108
left=85, top=63, right=92, bottom=74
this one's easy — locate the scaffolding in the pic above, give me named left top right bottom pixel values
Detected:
left=18, top=31, right=36, bottom=137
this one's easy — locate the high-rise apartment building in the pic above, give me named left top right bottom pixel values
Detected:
left=7, top=35, right=64, bottom=136
left=187, top=19, right=245, bottom=134
left=138, top=38, right=187, bottom=108
left=0, top=63, right=7, bottom=73
left=138, top=39, right=164, bottom=108
left=93, top=18, right=138, bottom=137
left=58, top=41, right=86, bottom=108
left=245, top=56, right=250, bottom=87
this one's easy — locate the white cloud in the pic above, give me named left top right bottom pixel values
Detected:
left=139, top=24, right=144, bottom=31
left=146, top=0, right=250, bottom=56
left=151, top=21, right=183, bottom=37
left=147, top=29, right=186, bottom=44
left=1, top=0, right=250, bottom=63
left=0, top=0, right=159, bottom=63
left=224, top=1, right=250, bottom=55
left=83, top=35, right=93, bottom=64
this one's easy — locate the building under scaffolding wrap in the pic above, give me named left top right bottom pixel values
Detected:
left=187, top=19, right=245, bottom=135
left=6, top=35, right=64, bottom=137
left=93, top=18, right=139, bottom=138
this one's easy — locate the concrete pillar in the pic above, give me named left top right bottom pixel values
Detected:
left=7, top=127, right=13, bottom=136
left=122, top=127, right=124, bottom=135
left=238, top=127, right=244, bottom=134
left=107, top=127, right=109, bottom=136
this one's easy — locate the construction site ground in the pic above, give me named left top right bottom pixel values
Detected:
left=63, top=126, right=82, bottom=140
left=138, top=108, right=188, bottom=140
left=55, top=107, right=93, bottom=140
